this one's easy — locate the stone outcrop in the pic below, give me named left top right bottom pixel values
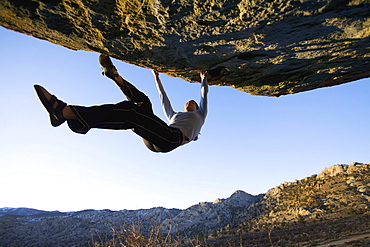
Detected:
left=251, top=162, right=370, bottom=230
left=1, top=0, right=369, bottom=96
left=317, top=162, right=368, bottom=178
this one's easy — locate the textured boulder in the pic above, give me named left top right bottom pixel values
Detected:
left=0, top=0, right=369, bottom=96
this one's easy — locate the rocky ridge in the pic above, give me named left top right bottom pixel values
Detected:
left=1, top=162, right=370, bottom=246
left=1, top=0, right=369, bottom=96
left=160, top=190, right=263, bottom=237
left=236, top=163, right=369, bottom=226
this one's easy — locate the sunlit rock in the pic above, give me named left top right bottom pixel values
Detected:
left=1, top=0, right=369, bottom=96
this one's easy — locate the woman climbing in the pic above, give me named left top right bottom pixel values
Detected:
left=34, top=55, right=208, bottom=153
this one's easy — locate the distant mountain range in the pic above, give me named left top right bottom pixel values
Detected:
left=0, top=207, right=59, bottom=217
left=1, top=162, right=369, bottom=246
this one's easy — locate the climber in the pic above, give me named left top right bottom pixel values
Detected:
left=34, top=55, right=209, bottom=153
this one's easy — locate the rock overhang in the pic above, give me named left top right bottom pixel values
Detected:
left=0, top=0, right=369, bottom=96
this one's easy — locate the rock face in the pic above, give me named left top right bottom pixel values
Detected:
left=1, top=0, right=369, bottom=96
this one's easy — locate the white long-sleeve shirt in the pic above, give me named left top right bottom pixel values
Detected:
left=154, top=74, right=208, bottom=143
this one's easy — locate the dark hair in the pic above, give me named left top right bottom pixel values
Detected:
left=190, top=100, right=199, bottom=110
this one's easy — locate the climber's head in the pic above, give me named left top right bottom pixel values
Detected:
left=184, top=100, right=199, bottom=112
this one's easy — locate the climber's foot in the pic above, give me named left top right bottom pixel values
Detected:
left=99, top=55, right=119, bottom=80
left=34, top=85, right=67, bottom=127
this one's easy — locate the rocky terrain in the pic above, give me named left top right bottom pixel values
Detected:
left=1, top=0, right=369, bottom=96
left=210, top=162, right=370, bottom=246
left=0, top=162, right=369, bottom=246
left=0, top=207, right=181, bottom=246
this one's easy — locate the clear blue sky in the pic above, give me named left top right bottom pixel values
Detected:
left=0, top=26, right=369, bottom=212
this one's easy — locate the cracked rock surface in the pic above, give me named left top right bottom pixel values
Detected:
left=0, top=0, right=369, bottom=96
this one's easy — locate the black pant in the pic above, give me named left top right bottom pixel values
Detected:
left=67, top=78, right=183, bottom=153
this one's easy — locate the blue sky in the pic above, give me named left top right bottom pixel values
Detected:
left=0, top=26, right=369, bottom=212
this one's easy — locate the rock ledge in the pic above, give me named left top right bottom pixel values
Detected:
left=1, top=0, right=369, bottom=96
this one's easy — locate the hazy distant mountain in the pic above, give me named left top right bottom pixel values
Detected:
left=1, top=162, right=369, bottom=246
left=0, top=207, right=59, bottom=216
